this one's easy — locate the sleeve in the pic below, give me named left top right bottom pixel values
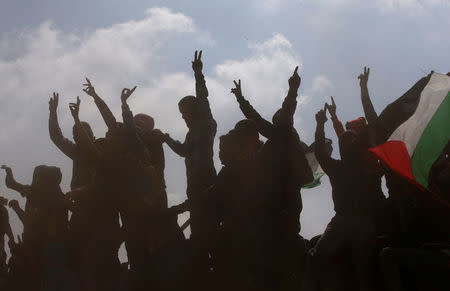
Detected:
left=49, top=109, right=77, bottom=159
left=165, top=135, right=187, bottom=157
left=330, top=115, right=345, bottom=137
left=237, top=96, right=274, bottom=139
left=360, top=83, right=378, bottom=126
left=94, top=96, right=117, bottom=131
left=276, top=89, right=298, bottom=129
left=194, top=72, right=215, bottom=127
left=314, top=122, right=339, bottom=175
left=121, top=103, right=151, bottom=165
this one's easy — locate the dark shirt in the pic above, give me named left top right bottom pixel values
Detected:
left=237, top=90, right=313, bottom=235
left=166, top=72, right=217, bottom=198
left=315, top=124, right=385, bottom=218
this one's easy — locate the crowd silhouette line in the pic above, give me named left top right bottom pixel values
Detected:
left=0, top=50, right=449, bottom=291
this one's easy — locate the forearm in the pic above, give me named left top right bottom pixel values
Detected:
left=314, top=122, right=332, bottom=172
left=237, top=96, right=274, bottom=138
left=360, top=84, right=377, bottom=125
left=94, top=95, right=117, bottom=131
left=5, top=175, right=29, bottom=197
left=49, top=110, right=76, bottom=157
left=278, top=88, right=298, bottom=127
left=330, top=115, right=345, bottom=137
left=165, top=135, right=186, bottom=157
left=195, top=71, right=209, bottom=100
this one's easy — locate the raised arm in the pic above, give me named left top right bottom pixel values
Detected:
left=231, top=79, right=274, bottom=138
left=358, top=67, right=378, bottom=126
left=48, top=92, right=77, bottom=159
left=1, top=166, right=31, bottom=197
left=326, top=96, right=345, bottom=137
left=69, top=97, right=101, bottom=161
left=192, top=50, right=215, bottom=124
left=83, top=78, right=117, bottom=131
left=314, top=106, right=339, bottom=175
left=274, top=66, right=301, bottom=128
left=120, top=86, right=151, bottom=165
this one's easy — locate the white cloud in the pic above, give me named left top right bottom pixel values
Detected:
left=375, top=0, right=449, bottom=15
left=311, top=75, right=333, bottom=94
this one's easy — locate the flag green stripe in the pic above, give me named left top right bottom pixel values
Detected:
left=411, top=92, right=450, bottom=188
left=302, top=173, right=325, bottom=189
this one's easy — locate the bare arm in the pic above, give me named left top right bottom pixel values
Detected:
left=83, top=78, right=117, bottom=131
left=358, top=67, right=378, bottom=126
left=231, top=79, right=274, bottom=138
left=48, top=92, right=77, bottom=159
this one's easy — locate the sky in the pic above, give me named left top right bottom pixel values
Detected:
left=0, top=0, right=449, bottom=260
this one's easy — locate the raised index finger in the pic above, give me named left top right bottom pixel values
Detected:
left=194, top=50, right=198, bottom=61
left=130, top=86, right=137, bottom=95
left=331, top=96, right=335, bottom=106
left=293, top=66, right=299, bottom=74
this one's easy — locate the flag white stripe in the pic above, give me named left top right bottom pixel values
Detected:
left=388, top=73, right=450, bottom=156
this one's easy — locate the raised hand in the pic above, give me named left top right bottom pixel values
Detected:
left=288, top=66, right=301, bottom=92
left=49, top=92, right=59, bottom=112
left=121, top=86, right=137, bottom=104
left=315, top=104, right=328, bottom=125
left=358, top=66, right=370, bottom=87
left=325, top=96, right=337, bottom=117
left=231, top=79, right=243, bottom=98
left=192, top=50, right=203, bottom=73
left=69, top=97, right=81, bottom=120
left=1, top=165, right=12, bottom=176
left=83, top=78, right=98, bottom=98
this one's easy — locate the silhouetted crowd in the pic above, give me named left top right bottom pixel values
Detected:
left=0, top=51, right=449, bottom=291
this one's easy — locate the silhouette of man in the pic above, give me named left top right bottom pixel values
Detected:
left=231, top=68, right=313, bottom=289
left=162, top=51, right=217, bottom=247
left=311, top=106, right=387, bottom=291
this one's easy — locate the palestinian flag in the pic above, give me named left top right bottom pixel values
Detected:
left=369, top=72, right=450, bottom=190
left=302, top=139, right=332, bottom=189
